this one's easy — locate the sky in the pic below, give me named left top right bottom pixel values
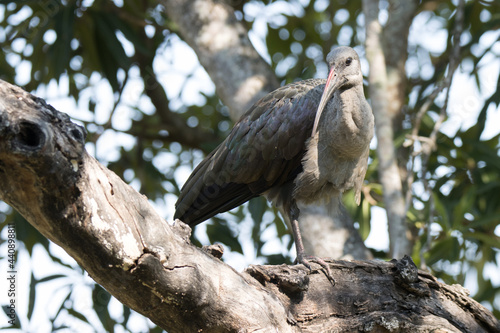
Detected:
left=1, top=1, right=499, bottom=331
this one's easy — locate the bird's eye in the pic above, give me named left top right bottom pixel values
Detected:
left=346, top=57, right=353, bottom=66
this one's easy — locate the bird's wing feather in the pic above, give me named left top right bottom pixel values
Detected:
left=174, top=79, right=325, bottom=226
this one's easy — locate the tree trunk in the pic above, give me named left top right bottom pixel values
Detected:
left=363, top=0, right=412, bottom=258
left=161, top=0, right=371, bottom=260
left=1, top=79, right=498, bottom=332
left=161, top=0, right=280, bottom=120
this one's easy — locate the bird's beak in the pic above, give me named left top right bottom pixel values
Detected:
left=311, top=65, right=338, bottom=136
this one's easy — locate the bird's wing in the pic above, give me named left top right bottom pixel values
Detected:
left=174, top=79, right=325, bottom=226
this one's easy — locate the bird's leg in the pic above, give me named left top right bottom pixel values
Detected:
left=289, top=202, right=335, bottom=285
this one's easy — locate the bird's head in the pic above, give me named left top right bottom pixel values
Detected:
left=312, top=46, right=363, bottom=135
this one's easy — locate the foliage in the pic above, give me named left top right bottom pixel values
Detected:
left=0, top=0, right=499, bottom=330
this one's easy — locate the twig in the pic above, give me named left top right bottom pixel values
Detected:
left=362, top=185, right=379, bottom=206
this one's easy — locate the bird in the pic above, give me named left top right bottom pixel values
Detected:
left=174, top=46, right=374, bottom=280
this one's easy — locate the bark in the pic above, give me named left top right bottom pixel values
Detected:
left=383, top=0, right=420, bottom=252
left=363, top=0, right=412, bottom=258
left=162, top=0, right=371, bottom=260
left=383, top=0, right=417, bottom=188
left=0, top=79, right=290, bottom=332
left=1, top=80, right=499, bottom=332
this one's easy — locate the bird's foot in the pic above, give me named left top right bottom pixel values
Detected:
left=296, top=254, right=335, bottom=286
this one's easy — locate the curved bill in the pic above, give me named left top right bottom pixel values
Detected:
left=311, top=66, right=338, bottom=136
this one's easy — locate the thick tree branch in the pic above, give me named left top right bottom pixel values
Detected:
left=0, top=79, right=291, bottom=332
left=0, top=79, right=498, bottom=332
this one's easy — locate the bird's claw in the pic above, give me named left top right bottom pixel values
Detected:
left=296, top=254, right=335, bottom=286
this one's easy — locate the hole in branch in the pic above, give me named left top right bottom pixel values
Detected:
left=69, top=126, right=86, bottom=142
left=17, top=122, right=44, bottom=149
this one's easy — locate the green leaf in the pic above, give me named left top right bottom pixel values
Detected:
left=432, top=192, right=450, bottom=231
left=91, top=11, right=131, bottom=91
left=249, top=197, right=267, bottom=253
left=452, top=186, right=476, bottom=229
left=468, top=213, right=500, bottom=229
left=359, top=197, right=372, bottom=240
left=67, top=308, right=91, bottom=324
left=52, top=290, right=72, bottom=322
left=28, top=273, right=36, bottom=320
left=76, top=14, right=100, bottom=71
left=426, top=236, right=461, bottom=266
left=49, top=3, right=75, bottom=79
left=273, top=209, right=289, bottom=238
left=206, top=219, right=243, bottom=254
left=464, top=232, right=500, bottom=249
left=121, top=304, right=131, bottom=326
left=1, top=305, right=21, bottom=328
left=37, top=274, right=67, bottom=283
left=248, top=196, right=266, bottom=226
left=92, top=284, right=115, bottom=332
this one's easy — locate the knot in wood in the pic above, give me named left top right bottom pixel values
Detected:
left=202, top=244, right=224, bottom=259
left=172, top=218, right=193, bottom=242
left=393, top=254, right=419, bottom=283
left=246, top=264, right=309, bottom=295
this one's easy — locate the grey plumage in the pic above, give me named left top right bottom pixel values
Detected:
left=175, top=46, right=374, bottom=275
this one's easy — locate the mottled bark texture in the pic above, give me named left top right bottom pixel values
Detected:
left=162, top=0, right=371, bottom=260
left=1, top=79, right=499, bottom=332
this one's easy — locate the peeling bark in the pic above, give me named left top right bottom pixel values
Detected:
left=1, top=79, right=498, bottom=332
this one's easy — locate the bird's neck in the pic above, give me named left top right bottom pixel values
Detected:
left=337, top=85, right=370, bottom=127
left=319, top=85, right=373, bottom=158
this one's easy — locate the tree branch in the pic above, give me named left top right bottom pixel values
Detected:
left=0, top=79, right=291, bottom=332
left=0, top=79, right=498, bottom=332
